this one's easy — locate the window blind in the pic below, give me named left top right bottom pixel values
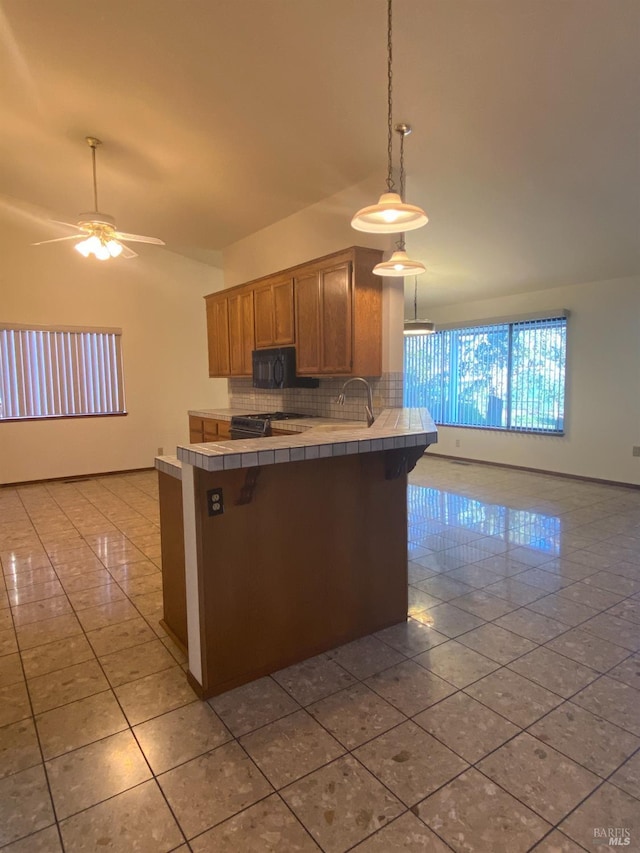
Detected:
left=0, top=325, right=125, bottom=420
left=404, top=316, right=566, bottom=434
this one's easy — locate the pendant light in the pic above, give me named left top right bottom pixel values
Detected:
left=373, top=124, right=426, bottom=276
left=404, top=276, right=435, bottom=335
left=351, top=0, right=428, bottom=234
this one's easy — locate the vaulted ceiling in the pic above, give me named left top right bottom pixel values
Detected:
left=1, top=0, right=638, bottom=306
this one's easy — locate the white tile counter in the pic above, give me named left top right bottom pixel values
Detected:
left=176, top=408, right=437, bottom=472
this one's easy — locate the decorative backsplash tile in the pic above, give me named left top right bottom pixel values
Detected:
left=228, top=372, right=403, bottom=421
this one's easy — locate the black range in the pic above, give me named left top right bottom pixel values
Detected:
left=229, top=411, right=309, bottom=440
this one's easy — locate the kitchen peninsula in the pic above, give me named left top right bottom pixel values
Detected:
left=158, top=409, right=437, bottom=699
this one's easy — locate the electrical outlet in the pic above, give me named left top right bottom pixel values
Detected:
left=157, top=446, right=164, bottom=456
left=633, top=446, right=640, bottom=457
left=207, top=488, right=224, bottom=516
left=455, top=439, right=461, bottom=448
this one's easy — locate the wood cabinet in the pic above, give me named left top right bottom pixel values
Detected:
left=204, top=246, right=383, bottom=379
left=228, top=290, right=255, bottom=375
left=253, top=277, right=294, bottom=348
left=205, top=294, right=230, bottom=377
left=189, top=416, right=231, bottom=443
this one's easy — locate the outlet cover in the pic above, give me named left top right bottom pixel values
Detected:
left=633, top=446, right=640, bottom=457
left=207, top=488, right=224, bottom=516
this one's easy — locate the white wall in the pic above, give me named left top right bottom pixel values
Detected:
left=0, top=216, right=227, bottom=484
left=223, top=176, right=405, bottom=372
left=426, top=276, right=640, bottom=485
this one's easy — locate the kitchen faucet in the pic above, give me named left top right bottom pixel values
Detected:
left=336, top=377, right=375, bottom=427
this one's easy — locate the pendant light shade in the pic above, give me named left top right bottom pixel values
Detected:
left=351, top=193, right=428, bottom=233
left=351, top=0, right=427, bottom=235
left=403, top=276, right=435, bottom=335
left=373, top=249, right=426, bottom=277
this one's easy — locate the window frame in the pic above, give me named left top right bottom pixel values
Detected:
left=0, top=323, right=127, bottom=423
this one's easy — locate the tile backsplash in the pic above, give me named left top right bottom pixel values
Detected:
left=229, top=372, right=403, bottom=422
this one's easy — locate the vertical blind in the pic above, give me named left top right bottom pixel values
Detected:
left=404, top=316, right=567, bottom=433
left=0, top=324, right=125, bottom=420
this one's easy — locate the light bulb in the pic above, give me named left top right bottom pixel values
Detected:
left=107, top=240, right=123, bottom=258
left=75, top=239, right=92, bottom=258
left=382, top=209, right=400, bottom=223
left=95, top=243, right=110, bottom=261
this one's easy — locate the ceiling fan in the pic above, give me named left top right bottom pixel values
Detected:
left=32, top=136, right=165, bottom=260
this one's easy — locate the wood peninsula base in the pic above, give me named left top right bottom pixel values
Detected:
left=188, top=450, right=412, bottom=699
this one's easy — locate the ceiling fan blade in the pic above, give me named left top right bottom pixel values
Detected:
left=114, top=231, right=165, bottom=245
left=49, top=219, right=87, bottom=232
left=32, top=235, right=82, bottom=246
left=117, top=243, right=137, bottom=259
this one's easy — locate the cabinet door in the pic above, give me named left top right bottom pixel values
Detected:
left=272, top=279, right=294, bottom=345
left=294, top=271, right=321, bottom=374
left=206, top=296, right=230, bottom=377
left=228, top=291, right=255, bottom=376
left=189, top=416, right=204, bottom=443
left=254, top=279, right=294, bottom=348
left=320, top=262, right=352, bottom=374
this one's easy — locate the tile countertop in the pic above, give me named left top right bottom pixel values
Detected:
left=174, top=408, right=437, bottom=472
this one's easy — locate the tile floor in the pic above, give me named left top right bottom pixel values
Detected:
left=0, top=457, right=639, bottom=852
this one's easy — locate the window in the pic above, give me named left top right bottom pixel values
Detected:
left=0, top=324, right=125, bottom=421
left=404, top=315, right=567, bottom=433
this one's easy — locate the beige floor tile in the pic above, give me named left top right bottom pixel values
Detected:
left=355, top=720, right=468, bottom=806
left=494, top=608, right=568, bottom=642
left=572, top=676, right=640, bottom=736
left=16, top=613, right=82, bottom=651
left=607, top=653, right=640, bottom=691
left=99, top=638, right=175, bottom=687
left=21, top=635, right=96, bottom=680
left=546, top=627, right=630, bottom=673
left=407, top=587, right=441, bottom=614
left=46, top=730, right=151, bottom=819
left=530, top=830, right=587, bottom=852
left=559, top=783, right=639, bottom=852
left=508, top=647, right=600, bottom=698
left=281, top=755, right=404, bottom=853
left=0, top=764, right=55, bottom=846
left=325, top=635, right=406, bottom=680
left=412, top=602, right=485, bottom=637
left=416, top=767, right=551, bottom=853
left=414, top=574, right=475, bottom=601
left=609, top=751, right=640, bottom=800
left=483, top=577, right=547, bottom=605
left=59, top=779, right=183, bottom=852
left=0, top=652, right=24, bottom=687
left=0, top=627, right=19, bottom=656
left=240, top=709, right=345, bottom=788
left=4, top=571, right=57, bottom=593
left=59, top=570, right=114, bottom=593
left=7, top=580, right=64, bottom=607
left=0, top=608, right=13, bottom=630
left=556, top=582, right=625, bottom=610
left=448, top=590, right=517, bottom=620
left=374, top=618, right=449, bottom=656
left=134, top=700, right=231, bottom=774
left=0, top=680, right=31, bottom=727
left=526, top=593, right=600, bottom=627
left=272, top=653, right=356, bottom=705
left=86, top=616, right=156, bottom=656
left=107, top=560, right=160, bottom=583
left=11, top=596, right=72, bottom=628
left=583, top=571, right=640, bottom=596
left=0, top=718, right=41, bottom=779
left=0, top=824, right=62, bottom=852
left=189, top=794, right=319, bottom=852
left=159, top=740, right=272, bottom=839
left=442, top=565, right=504, bottom=589
left=609, top=598, right=640, bottom=624
left=529, top=702, right=640, bottom=777
left=465, top=668, right=562, bottom=727
left=36, top=690, right=128, bottom=759
left=414, top=691, right=520, bottom=762
left=65, top=583, right=126, bottom=611
left=478, top=732, right=601, bottom=823
left=414, top=640, right=499, bottom=687
left=76, top=599, right=140, bottom=632
left=27, top=659, right=109, bottom=714
left=365, top=659, right=456, bottom=716
left=209, top=676, right=299, bottom=737
left=351, top=811, right=451, bottom=852
left=114, top=665, right=197, bottom=725
left=308, top=683, right=406, bottom=749
left=580, top=612, right=640, bottom=652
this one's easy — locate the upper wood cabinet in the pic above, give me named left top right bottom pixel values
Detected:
left=204, top=246, right=383, bottom=379
left=254, top=277, right=294, bottom=348
left=205, top=293, right=230, bottom=378
left=228, top=289, right=255, bottom=376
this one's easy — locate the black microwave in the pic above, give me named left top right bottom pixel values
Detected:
left=252, top=347, right=319, bottom=389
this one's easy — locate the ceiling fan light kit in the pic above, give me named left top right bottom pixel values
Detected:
left=32, top=136, right=165, bottom=260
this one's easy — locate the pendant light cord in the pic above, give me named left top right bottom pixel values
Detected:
left=386, top=0, right=396, bottom=193
left=413, top=276, right=418, bottom=321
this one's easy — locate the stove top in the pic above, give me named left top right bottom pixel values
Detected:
left=242, top=411, right=309, bottom=421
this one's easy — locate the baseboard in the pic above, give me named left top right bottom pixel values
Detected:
left=1, top=467, right=155, bottom=488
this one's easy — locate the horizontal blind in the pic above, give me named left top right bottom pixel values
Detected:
left=0, top=327, right=125, bottom=420
left=404, top=316, right=566, bottom=434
